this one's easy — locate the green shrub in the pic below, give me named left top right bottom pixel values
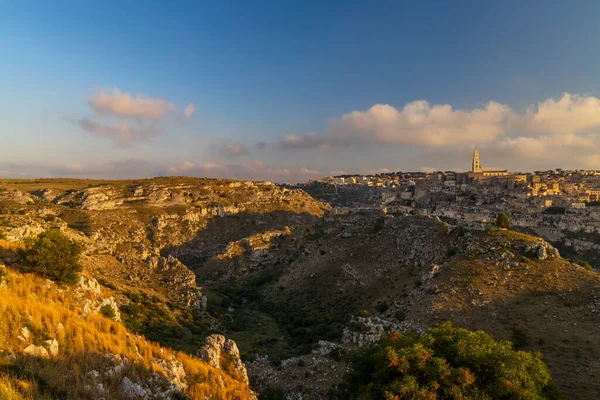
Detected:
left=18, top=229, right=82, bottom=285
left=99, top=304, right=116, bottom=320
left=336, top=322, right=560, bottom=399
left=578, top=261, right=593, bottom=271
left=96, top=277, right=117, bottom=290
left=496, top=212, right=511, bottom=229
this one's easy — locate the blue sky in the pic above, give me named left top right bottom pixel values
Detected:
left=1, top=1, right=600, bottom=181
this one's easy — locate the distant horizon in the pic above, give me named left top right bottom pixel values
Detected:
left=2, top=1, right=600, bottom=182
left=2, top=164, right=598, bottom=186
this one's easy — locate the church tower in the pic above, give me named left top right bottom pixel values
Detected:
left=472, top=148, right=482, bottom=172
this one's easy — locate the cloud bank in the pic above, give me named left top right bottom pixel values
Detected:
left=74, top=88, right=195, bottom=146
left=274, top=93, right=600, bottom=170
left=90, top=89, right=174, bottom=119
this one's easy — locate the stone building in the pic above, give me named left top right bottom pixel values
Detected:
left=468, top=148, right=510, bottom=180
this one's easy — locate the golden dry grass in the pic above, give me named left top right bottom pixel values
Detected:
left=0, top=268, right=253, bottom=399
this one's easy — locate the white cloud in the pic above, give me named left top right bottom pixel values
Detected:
left=74, top=88, right=195, bottom=146
left=183, top=103, right=196, bottom=119
left=332, top=101, right=514, bottom=146
left=272, top=93, right=600, bottom=172
left=524, top=93, right=600, bottom=134
left=279, top=101, right=515, bottom=149
left=90, top=88, right=174, bottom=119
left=495, top=133, right=597, bottom=158
left=75, top=118, right=160, bottom=147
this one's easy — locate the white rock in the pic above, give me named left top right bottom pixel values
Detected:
left=45, top=339, right=59, bottom=357
left=20, top=326, right=30, bottom=339
left=122, top=377, right=148, bottom=399
left=87, top=370, right=101, bottom=379
left=23, top=344, right=49, bottom=358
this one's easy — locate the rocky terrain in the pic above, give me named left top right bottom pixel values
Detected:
left=184, top=210, right=600, bottom=399
left=1, top=177, right=600, bottom=399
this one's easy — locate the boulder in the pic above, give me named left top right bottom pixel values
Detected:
left=537, top=244, right=547, bottom=260
left=45, top=339, right=59, bottom=357
left=198, top=335, right=249, bottom=384
left=23, top=345, right=49, bottom=358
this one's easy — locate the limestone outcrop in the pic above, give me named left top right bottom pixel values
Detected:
left=199, top=334, right=249, bottom=384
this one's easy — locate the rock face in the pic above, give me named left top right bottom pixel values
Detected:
left=121, top=376, right=148, bottom=399
left=342, top=316, right=400, bottom=347
left=151, top=255, right=207, bottom=311
left=522, top=240, right=560, bottom=260
left=199, top=335, right=249, bottom=384
left=76, top=275, right=122, bottom=321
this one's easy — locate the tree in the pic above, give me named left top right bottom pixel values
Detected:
left=19, top=229, right=83, bottom=285
left=336, top=322, right=561, bottom=399
left=496, top=212, right=511, bottom=229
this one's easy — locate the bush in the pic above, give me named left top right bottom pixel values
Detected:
left=99, top=304, right=116, bottom=320
left=496, top=212, right=511, bottom=229
left=18, top=229, right=82, bottom=285
left=336, top=322, right=560, bottom=399
left=578, top=261, right=593, bottom=271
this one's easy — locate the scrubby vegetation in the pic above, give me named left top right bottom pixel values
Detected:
left=18, top=230, right=82, bottom=285
left=496, top=212, right=511, bottom=229
left=578, top=261, right=593, bottom=271
left=335, top=322, right=561, bottom=399
left=0, top=267, right=254, bottom=399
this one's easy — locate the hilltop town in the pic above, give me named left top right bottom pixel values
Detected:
left=299, top=149, right=600, bottom=268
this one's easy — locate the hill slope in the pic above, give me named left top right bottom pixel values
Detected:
left=0, top=265, right=254, bottom=399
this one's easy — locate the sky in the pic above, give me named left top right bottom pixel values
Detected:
left=1, top=0, right=600, bottom=182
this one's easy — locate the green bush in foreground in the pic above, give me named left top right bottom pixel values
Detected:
left=19, top=229, right=82, bottom=285
left=496, top=212, right=511, bottom=229
left=336, top=322, right=561, bottom=400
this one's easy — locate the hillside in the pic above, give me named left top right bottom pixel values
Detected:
left=186, top=211, right=600, bottom=399
left=2, top=178, right=600, bottom=399
left=0, top=265, right=254, bottom=399
left=0, top=178, right=328, bottom=398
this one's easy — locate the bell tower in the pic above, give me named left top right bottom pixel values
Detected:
left=472, top=148, right=482, bottom=172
